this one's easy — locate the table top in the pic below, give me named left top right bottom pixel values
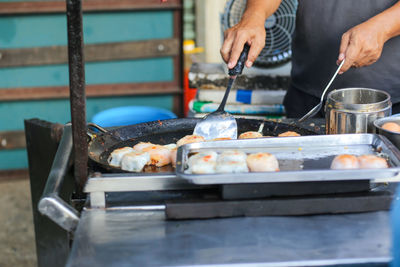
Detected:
left=71, top=118, right=393, bottom=267
left=67, top=209, right=391, bottom=267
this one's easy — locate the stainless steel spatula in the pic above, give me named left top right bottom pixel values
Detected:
left=193, top=44, right=250, bottom=140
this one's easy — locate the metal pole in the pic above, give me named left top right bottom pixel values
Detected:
left=66, top=0, right=87, bottom=195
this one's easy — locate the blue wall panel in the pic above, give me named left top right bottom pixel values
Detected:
left=0, top=11, right=173, bottom=48
left=0, top=95, right=174, bottom=131
left=0, top=0, right=45, bottom=2
left=0, top=58, right=173, bottom=88
left=0, top=150, right=28, bottom=170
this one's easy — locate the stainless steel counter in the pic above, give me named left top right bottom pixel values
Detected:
left=65, top=119, right=395, bottom=266
left=67, top=209, right=391, bottom=267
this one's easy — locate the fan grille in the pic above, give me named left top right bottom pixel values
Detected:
left=222, top=0, right=298, bottom=67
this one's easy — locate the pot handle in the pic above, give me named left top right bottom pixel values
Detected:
left=38, top=123, right=80, bottom=232
left=87, top=122, right=108, bottom=141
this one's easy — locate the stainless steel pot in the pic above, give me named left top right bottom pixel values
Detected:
left=325, top=88, right=392, bottom=134
left=374, top=114, right=400, bottom=149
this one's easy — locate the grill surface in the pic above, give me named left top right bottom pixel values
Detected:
left=88, top=118, right=318, bottom=173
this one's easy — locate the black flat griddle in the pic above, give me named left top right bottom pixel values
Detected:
left=88, top=118, right=317, bottom=172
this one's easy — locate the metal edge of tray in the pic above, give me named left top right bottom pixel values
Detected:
left=175, top=133, right=400, bottom=185
left=178, top=169, right=400, bottom=185
left=177, top=133, right=394, bottom=150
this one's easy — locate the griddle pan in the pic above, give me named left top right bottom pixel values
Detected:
left=88, top=118, right=317, bottom=172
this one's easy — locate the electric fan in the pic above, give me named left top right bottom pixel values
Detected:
left=222, top=0, right=298, bottom=67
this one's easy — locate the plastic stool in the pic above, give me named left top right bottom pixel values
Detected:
left=91, top=106, right=177, bottom=127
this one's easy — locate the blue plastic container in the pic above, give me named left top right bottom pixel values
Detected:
left=392, top=184, right=400, bottom=267
left=91, top=106, right=177, bottom=127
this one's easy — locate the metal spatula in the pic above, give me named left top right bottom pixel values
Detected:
left=193, top=44, right=250, bottom=140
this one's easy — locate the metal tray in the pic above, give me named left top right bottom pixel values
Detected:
left=176, top=134, right=400, bottom=185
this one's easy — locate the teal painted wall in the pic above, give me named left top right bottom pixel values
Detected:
left=0, top=12, right=173, bottom=48
left=0, top=9, right=179, bottom=170
left=0, top=58, right=173, bottom=88
left=0, top=0, right=47, bottom=2
left=0, top=95, right=175, bottom=131
left=0, top=12, right=174, bottom=87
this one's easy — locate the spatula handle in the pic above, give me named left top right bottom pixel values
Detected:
left=228, top=43, right=250, bottom=76
left=217, top=77, right=235, bottom=112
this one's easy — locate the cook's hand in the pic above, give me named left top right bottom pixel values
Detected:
left=220, top=15, right=266, bottom=69
left=337, top=19, right=388, bottom=74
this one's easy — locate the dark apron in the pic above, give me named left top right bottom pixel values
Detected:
left=286, top=0, right=400, bottom=117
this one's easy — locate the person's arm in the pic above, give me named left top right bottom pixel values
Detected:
left=338, top=1, right=400, bottom=74
left=220, top=0, right=282, bottom=69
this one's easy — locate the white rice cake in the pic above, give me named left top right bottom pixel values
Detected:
left=215, top=150, right=249, bottom=173
left=120, top=151, right=150, bottom=172
left=133, top=142, right=154, bottom=151
left=164, top=143, right=177, bottom=150
left=187, top=151, right=218, bottom=174
left=218, top=150, right=247, bottom=162
left=108, top=147, right=135, bottom=167
left=215, top=160, right=249, bottom=173
left=246, top=152, right=280, bottom=172
left=142, top=145, right=172, bottom=167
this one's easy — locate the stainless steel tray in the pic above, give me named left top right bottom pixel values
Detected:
left=176, top=134, right=400, bottom=184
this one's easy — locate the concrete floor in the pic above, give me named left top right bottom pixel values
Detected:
left=0, top=179, right=37, bottom=267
